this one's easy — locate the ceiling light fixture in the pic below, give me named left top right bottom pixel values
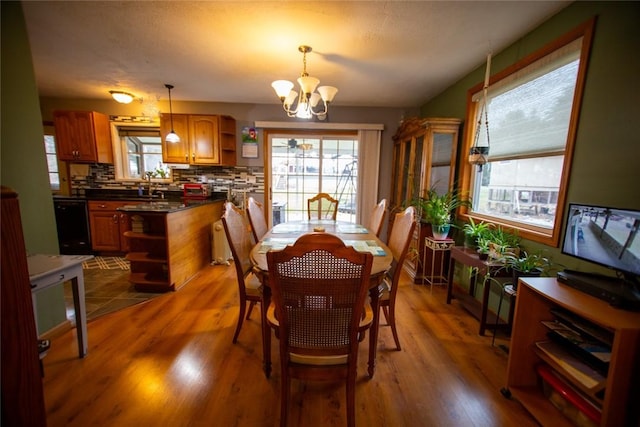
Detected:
left=271, top=45, right=338, bottom=120
left=109, top=90, right=134, bottom=104
left=164, top=84, right=180, bottom=143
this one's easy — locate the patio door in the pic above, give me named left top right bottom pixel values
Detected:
left=268, top=132, right=359, bottom=225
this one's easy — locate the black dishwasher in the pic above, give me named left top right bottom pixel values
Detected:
left=53, top=198, right=92, bottom=254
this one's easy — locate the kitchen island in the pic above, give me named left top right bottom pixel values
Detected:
left=118, top=200, right=223, bottom=292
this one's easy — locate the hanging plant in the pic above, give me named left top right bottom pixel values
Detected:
left=468, top=53, right=492, bottom=172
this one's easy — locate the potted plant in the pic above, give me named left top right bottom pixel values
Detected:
left=501, top=250, right=553, bottom=290
left=485, top=226, right=520, bottom=259
left=414, top=186, right=471, bottom=240
left=463, top=217, right=491, bottom=249
left=476, top=236, right=491, bottom=260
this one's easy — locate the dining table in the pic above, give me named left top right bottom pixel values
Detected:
left=250, top=219, right=393, bottom=379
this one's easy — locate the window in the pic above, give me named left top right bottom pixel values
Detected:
left=270, top=133, right=358, bottom=223
left=460, top=19, right=595, bottom=246
left=111, top=123, right=170, bottom=181
left=43, top=134, right=60, bottom=190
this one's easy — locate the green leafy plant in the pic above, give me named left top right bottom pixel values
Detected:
left=485, top=226, right=520, bottom=258
left=463, top=218, right=492, bottom=248
left=501, top=250, right=553, bottom=275
left=413, top=186, right=471, bottom=226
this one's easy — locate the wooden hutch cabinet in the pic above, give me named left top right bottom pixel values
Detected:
left=160, top=114, right=236, bottom=166
left=390, top=117, right=461, bottom=283
left=53, top=110, right=113, bottom=163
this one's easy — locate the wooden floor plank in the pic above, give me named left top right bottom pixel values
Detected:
left=42, top=264, right=538, bottom=427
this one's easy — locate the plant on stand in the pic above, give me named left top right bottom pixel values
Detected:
left=463, top=217, right=492, bottom=249
left=415, top=186, right=471, bottom=240
left=500, top=250, right=554, bottom=290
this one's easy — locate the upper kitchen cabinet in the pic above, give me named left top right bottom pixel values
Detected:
left=53, top=111, right=113, bottom=163
left=161, top=114, right=236, bottom=166
left=160, top=113, right=190, bottom=163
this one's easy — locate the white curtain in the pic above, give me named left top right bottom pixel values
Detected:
left=357, top=129, right=382, bottom=225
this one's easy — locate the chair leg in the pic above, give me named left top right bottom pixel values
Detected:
left=246, top=301, right=256, bottom=320
left=232, top=298, right=247, bottom=343
left=280, top=369, right=290, bottom=427
left=388, top=304, right=401, bottom=351
left=381, top=305, right=390, bottom=325
left=346, top=369, right=357, bottom=427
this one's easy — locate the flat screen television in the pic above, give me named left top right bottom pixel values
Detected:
left=562, top=203, right=640, bottom=283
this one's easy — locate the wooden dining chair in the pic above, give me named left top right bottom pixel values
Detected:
left=380, top=206, right=416, bottom=350
left=367, top=198, right=387, bottom=237
left=307, top=193, right=339, bottom=220
left=266, top=233, right=374, bottom=427
left=246, top=196, right=268, bottom=243
left=221, top=202, right=263, bottom=343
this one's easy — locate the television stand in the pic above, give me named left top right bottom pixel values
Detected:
left=556, top=270, right=640, bottom=311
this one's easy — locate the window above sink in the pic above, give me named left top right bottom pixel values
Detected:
left=110, top=121, right=172, bottom=182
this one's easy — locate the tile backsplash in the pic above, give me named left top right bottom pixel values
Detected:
left=71, top=163, right=264, bottom=198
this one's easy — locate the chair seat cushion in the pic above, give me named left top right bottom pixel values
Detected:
left=267, top=302, right=373, bottom=366
left=289, top=353, right=348, bottom=365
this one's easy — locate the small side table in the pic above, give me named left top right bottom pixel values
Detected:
left=492, top=284, right=517, bottom=347
left=422, top=237, right=455, bottom=292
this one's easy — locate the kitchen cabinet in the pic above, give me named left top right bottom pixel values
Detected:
left=505, top=277, right=640, bottom=426
left=160, top=114, right=236, bottom=165
left=88, top=201, right=131, bottom=252
left=123, top=201, right=222, bottom=292
left=390, top=117, right=460, bottom=283
left=53, top=110, right=113, bottom=163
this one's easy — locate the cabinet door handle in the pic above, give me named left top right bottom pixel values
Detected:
left=192, top=153, right=195, bottom=160
left=113, top=214, right=118, bottom=223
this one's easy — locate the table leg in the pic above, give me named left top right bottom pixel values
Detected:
left=479, top=275, right=491, bottom=336
left=261, top=285, right=272, bottom=378
left=446, top=258, right=455, bottom=304
left=367, top=285, right=382, bottom=379
left=70, top=268, right=88, bottom=358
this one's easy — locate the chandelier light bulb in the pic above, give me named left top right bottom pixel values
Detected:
left=271, top=45, right=337, bottom=119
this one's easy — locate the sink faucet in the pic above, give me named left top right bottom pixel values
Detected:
left=144, top=172, right=155, bottom=198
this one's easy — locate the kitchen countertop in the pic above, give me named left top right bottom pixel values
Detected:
left=54, top=189, right=228, bottom=204
left=117, top=198, right=223, bottom=213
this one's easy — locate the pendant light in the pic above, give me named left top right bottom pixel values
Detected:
left=164, top=83, right=180, bottom=143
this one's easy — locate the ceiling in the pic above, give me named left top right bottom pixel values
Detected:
left=22, top=1, right=571, bottom=109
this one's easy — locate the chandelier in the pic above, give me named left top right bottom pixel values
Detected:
left=271, top=45, right=338, bottom=120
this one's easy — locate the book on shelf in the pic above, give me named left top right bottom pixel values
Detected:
left=535, top=340, right=606, bottom=392
left=550, top=307, right=614, bottom=346
left=542, top=320, right=610, bottom=375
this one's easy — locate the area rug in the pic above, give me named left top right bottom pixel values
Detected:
left=82, top=256, right=130, bottom=270
left=67, top=264, right=163, bottom=322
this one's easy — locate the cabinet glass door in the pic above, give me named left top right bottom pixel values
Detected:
left=430, top=132, right=454, bottom=194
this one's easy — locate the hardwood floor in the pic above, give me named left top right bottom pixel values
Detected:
left=42, top=264, right=539, bottom=427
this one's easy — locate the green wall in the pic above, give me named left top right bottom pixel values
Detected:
left=1, top=2, right=66, bottom=332
left=421, top=1, right=640, bottom=271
